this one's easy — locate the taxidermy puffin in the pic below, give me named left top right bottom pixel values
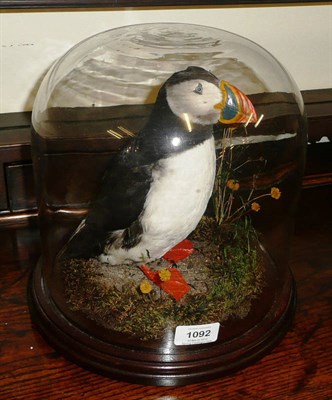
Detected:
left=61, top=66, right=256, bottom=265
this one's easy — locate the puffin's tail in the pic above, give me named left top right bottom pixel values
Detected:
left=58, top=221, right=106, bottom=261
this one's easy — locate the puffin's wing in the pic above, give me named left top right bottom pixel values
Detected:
left=60, top=152, right=153, bottom=260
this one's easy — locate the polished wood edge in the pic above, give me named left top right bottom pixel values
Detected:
left=0, top=212, right=38, bottom=229
left=0, top=0, right=328, bottom=11
left=302, top=173, right=332, bottom=188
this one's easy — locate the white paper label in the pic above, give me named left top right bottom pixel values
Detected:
left=174, top=322, right=220, bottom=346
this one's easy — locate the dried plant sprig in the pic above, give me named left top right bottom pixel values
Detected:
left=213, top=126, right=282, bottom=226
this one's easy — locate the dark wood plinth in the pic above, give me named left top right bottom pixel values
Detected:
left=28, top=253, right=296, bottom=386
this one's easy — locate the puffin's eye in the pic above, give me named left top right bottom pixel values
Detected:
left=194, top=82, right=203, bottom=95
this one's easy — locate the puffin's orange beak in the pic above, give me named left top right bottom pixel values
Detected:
left=215, top=80, right=258, bottom=125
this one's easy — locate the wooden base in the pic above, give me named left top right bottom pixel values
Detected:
left=28, top=259, right=296, bottom=386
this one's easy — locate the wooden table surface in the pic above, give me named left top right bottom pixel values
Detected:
left=1, top=186, right=331, bottom=400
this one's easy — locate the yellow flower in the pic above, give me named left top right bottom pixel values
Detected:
left=158, top=269, right=171, bottom=282
left=271, top=187, right=281, bottom=200
left=251, top=202, right=261, bottom=212
left=227, top=179, right=240, bottom=191
left=140, top=280, right=153, bottom=294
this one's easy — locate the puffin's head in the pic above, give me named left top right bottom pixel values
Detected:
left=165, top=66, right=221, bottom=126
left=164, top=66, right=257, bottom=127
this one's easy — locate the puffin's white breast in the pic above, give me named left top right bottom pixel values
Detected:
left=140, top=135, right=216, bottom=258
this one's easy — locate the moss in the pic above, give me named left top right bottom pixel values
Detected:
left=62, top=217, right=265, bottom=341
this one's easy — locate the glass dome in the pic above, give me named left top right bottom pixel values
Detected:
left=30, top=23, right=307, bottom=386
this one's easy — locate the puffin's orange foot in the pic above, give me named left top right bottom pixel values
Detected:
left=140, top=265, right=190, bottom=301
left=162, top=239, right=194, bottom=263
